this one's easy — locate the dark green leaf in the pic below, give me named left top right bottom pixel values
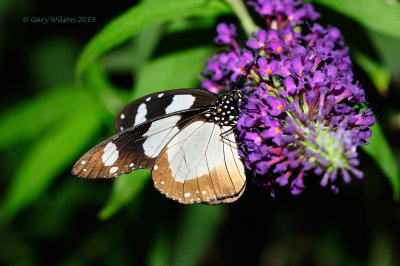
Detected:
left=352, top=49, right=390, bottom=96
left=98, top=170, right=150, bottom=220
left=99, top=45, right=138, bottom=74
left=172, top=205, right=227, bottom=266
left=148, top=228, right=171, bottom=266
left=366, top=30, right=400, bottom=82
left=166, top=16, right=216, bottom=34
left=0, top=109, right=102, bottom=224
left=0, top=87, right=100, bottom=148
left=84, top=64, right=126, bottom=115
left=133, top=46, right=211, bottom=98
left=312, top=0, right=400, bottom=39
left=76, top=0, right=231, bottom=77
left=362, top=119, right=399, bottom=199
left=131, top=24, right=165, bottom=75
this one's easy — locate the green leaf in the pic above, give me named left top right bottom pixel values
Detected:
left=312, top=0, right=400, bottom=39
left=131, top=24, right=165, bottom=75
left=0, top=108, right=102, bottom=225
left=148, top=229, right=171, bottom=266
left=225, top=0, right=260, bottom=37
left=362, top=119, right=400, bottom=200
left=352, top=49, right=390, bottom=96
left=76, top=0, right=231, bottom=77
left=0, top=87, right=100, bottom=148
left=133, top=46, right=211, bottom=98
left=99, top=45, right=138, bottom=74
left=84, top=64, right=126, bottom=115
left=98, top=170, right=150, bottom=220
left=166, top=16, right=216, bottom=34
left=172, top=205, right=227, bottom=266
left=366, top=30, right=400, bottom=81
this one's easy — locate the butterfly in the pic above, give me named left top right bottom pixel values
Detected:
left=72, top=89, right=246, bottom=204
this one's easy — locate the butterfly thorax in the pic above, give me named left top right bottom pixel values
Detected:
left=205, top=90, right=242, bottom=127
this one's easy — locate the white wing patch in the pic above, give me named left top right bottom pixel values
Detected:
left=101, top=142, right=119, bottom=166
left=142, top=115, right=181, bottom=158
left=134, top=103, right=147, bottom=126
left=168, top=122, right=214, bottom=181
left=165, top=95, right=195, bottom=114
left=166, top=121, right=207, bottom=182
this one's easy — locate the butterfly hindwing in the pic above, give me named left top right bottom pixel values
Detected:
left=72, top=111, right=206, bottom=178
left=152, top=116, right=246, bottom=204
left=114, top=89, right=217, bottom=133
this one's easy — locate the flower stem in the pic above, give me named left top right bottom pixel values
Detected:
left=225, top=0, right=259, bottom=37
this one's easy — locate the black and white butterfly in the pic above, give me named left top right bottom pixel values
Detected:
left=72, top=89, right=246, bottom=204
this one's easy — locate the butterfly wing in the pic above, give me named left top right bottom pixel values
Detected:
left=114, top=89, right=217, bottom=132
left=73, top=89, right=217, bottom=179
left=72, top=111, right=208, bottom=178
left=152, top=116, right=246, bottom=204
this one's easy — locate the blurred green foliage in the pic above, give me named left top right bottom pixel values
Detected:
left=0, top=0, right=399, bottom=265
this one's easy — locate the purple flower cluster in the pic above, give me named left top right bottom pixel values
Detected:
left=201, top=0, right=374, bottom=195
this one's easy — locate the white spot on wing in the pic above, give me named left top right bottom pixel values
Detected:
left=165, top=95, right=195, bottom=114
left=129, top=163, right=134, bottom=167
left=120, top=114, right=125, bottom=119
left=110, top=166, right=118, bottom=174
left=81, top=161, right=86, bottom=165
left=146, top=97, right=151, bottom=102
left=154, top=165, right=158, bottom=170
left=142, top=116, right=181, bottom=158
left=158, top=93, right=164, bottom=98
left=134, top=103, right=147, bottom=126
left=102, top=142, right=119, bottom=166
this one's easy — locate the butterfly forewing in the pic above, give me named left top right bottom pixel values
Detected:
left=152, top=116, right=246, bottom=204
left=73, top=111, right=206, bottom=178
left=114, top=89, right=217, bottom=133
